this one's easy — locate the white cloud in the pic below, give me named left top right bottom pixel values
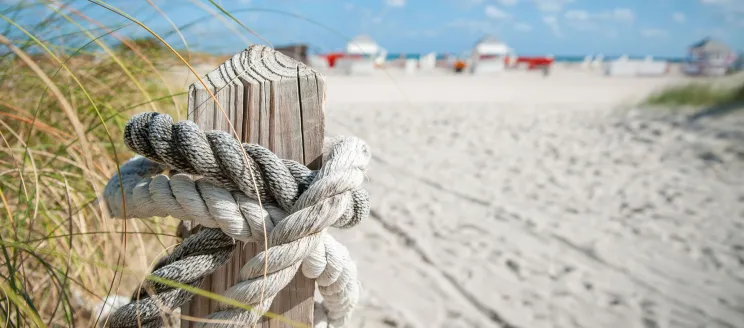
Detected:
left=404, top=29, right=440, bottom=38
left=453, top=0, right=485, bottom=9
left=565, top=9, right=589, bottom=20
left=694, top=27, right=728, bottom=39
left=612, top=8, right=635, bottom=22
left=533, top=0, right=575, bottom=13
left=542, top=15, right=563, bottom=37
left=568, top=20, right=598, bottom=31
left=562, top=7, right=634, bottom=33
left=641, top=28, right=668, bottom=38
left=385, top=0, right=405, bottom=7
left=485, top=5, right=511, bottom=19
left=543, top=16, right=557, bottom=23
left=497, top=0, right=519, bottom=6
left=447, top=19, right=495, bottom=34
left=698, top=0, right=744, bottom=26
left=565, top=8, right=635, bottom=23
left=672, top=12, right=686, bottom=23
left=514, top=22, right=533, bottom=31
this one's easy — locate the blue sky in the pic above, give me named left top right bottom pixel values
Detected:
left=4, top=0, right=744, bottom=57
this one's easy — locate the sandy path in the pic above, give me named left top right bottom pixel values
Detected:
left=321, top=75, right=744, bottom=328
left=165, top=63, right=743, bottom=327
left=323, top=68, right=698, bottom=106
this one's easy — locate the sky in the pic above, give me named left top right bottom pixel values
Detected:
left=3, top=0, right=744, bottom=57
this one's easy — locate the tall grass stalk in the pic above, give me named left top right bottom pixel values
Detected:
left=0, top=0, right=384, bottom=326
left=644, top=81, right=744, bottom=108
left=0, top=1, right=200, bottom=325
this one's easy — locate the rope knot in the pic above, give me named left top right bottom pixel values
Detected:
left=103, top=112, right=371, bottom=327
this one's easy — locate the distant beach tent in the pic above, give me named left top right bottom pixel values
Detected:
left=603, top=54, right=669, bottom=77
left=419, top=52, right=437, bottom=70
left=685, top=37, right=736, bottom=76
left=374, top=48, right=388, bottom=67
left=473, top=35, right=510, bottom=56
left=591, top=54, right=605, bottom=70
left=337, top=34, right=380, bottom=75
left=470, top=35, right=512, bottom=74
left=346, top=34, right=380, bottom=56
left=580, top=55, right=592, bottom=69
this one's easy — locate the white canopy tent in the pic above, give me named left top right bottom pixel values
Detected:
left=473, top=35, right=511, bottom=56
left=338, top=34, right=381, bottom=75
left=471, top=35, right=512, bottom=74
left=346, top=34, right=380, bottom=55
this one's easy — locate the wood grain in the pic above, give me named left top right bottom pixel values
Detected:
left=184, top=45, right=326, bottom=327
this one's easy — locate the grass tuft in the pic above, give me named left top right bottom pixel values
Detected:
left=644, top=80, right=744, bottom=108
left=0, top=1, right=191, bottom=326
left=1, top=0, right=365, bottom=326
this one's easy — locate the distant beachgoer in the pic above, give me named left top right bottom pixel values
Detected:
left=454, top=60, right=466, bottom=73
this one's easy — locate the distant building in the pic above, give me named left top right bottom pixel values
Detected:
left=734, top=51, right=744, bottom=71
left=419, top=52, right=437, bottom=70
left=346, top=35, right=380, bottom=56
left=685, top=38, right=736, bottom=76
left=470, top=35, right=512, bottom=74
left=472, top=35, right=510, bottom=57
left=603, top=56, right=669, bottom=77
left=337, top=35, right=381, bottom=75
left=274, top=44, right=308, bottom=64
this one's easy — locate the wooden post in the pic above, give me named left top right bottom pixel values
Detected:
left=182, top=44, right=325, bottom=327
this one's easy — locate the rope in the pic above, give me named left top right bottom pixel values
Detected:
left=103, top=112, right=370, bottom=327
left=103, top=157, right=359, bottom=327
left=106, top=228, right=234, bottom=328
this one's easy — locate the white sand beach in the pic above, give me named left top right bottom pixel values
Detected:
left=318, top=69, right=744, bottom=328
left=325, top=67, right=686, bottom=105
left=166, top=64, right=744, bottom=327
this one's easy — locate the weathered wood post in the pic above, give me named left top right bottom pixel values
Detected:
left=182, top=44, right=325, bottom=327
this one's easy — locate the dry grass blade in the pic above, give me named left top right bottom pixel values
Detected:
left=54, top=2, right=179, bottom=113
left=88, top=0, right=239, bottom=141
left=206, top=0, right=272, bottom=48
left=1, top=1, right=389, bottom=326
left=0, top=32, right=93, bottom=172
left=1, top=16, right=142, bottom=326
left=0, top=279, right=47, bottom=328
left=44, top=3, right=159, bottom=113
left=189, top=0, right=255, bottom=48
left=84, top=4, right=281, bottom=323
left=0, top=1, right=184, bottom=326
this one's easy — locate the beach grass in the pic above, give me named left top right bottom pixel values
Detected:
left=644, top=80, right=744, bottom=109
left=0, top=1, right=244, bottom=326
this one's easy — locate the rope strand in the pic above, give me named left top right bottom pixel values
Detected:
left=104, top=112, right=370, bottom=327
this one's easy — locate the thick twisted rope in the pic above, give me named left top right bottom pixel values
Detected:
left=104, top=156, right=283, bottom=243
left=104, top=112, right=370, bottom=327
left=106, top=227, right=234, bottom=328
left=103, top=157, right=360, bottom=327
left=122, top=112, right=368, bottom=229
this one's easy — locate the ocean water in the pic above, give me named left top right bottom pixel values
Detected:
left=384, top=53, right=686, bottom=62
left=385, top=53, right=425, bottom=60
left=552, top=55, right=686, bottom=63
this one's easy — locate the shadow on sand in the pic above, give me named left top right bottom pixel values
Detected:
left=688, top=101, right=744, bottom=122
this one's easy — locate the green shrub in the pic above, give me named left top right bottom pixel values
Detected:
left=644, top=83, right=741, bottom=107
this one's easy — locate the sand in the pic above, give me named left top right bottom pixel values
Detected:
left=318, top=69, right=744, bottom=328
left=165, top=64, right=744, bottom=327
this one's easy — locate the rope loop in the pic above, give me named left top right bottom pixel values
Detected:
left=103, top=112, right=371, bottom=328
